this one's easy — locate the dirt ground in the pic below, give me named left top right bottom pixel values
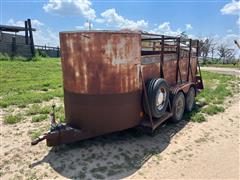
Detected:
left=201, top=67, right=240, bottom=76
left=1, top=67, right=239, bottom=179
left=0, top=93, right=239, bottom=179
left=128, top=95, right=240, bottom=179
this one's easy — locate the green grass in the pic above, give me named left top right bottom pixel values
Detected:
left=0, top=53, right=11, bottom=61
left=0, top=58, right=63, bottom=108
left=29, top=130, right=42, bottom=140
left=1, top=58, right=239, bottom=126
left=26, top=104, right=51, bottom=115
left=184, top=109, right=206, bottom=123
left=55, top=105, right=65, bottom=123
left=4, top=114, right=23, bottom=124
left=191, top=113, right=206, bottom=122
left=31, top=114, right=48, bottom=123
left=201, top=105, right=225, bottom=115
left=28, top=125, right=48, bottom=140
left=196, top=71, right=237, bottom=105
left=185, top=71, right=239, bottom=122
left=202, top=63, right=240, bottom=69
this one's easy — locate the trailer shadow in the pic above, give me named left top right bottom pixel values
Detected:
left=31, top=119, right=189, bottom=179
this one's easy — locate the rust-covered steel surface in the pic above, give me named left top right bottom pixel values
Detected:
left=60, top=31, right=141, bottom=94
left=141, top=56, right=197, bottom=85
left=60, top=31, right=142, bottom=133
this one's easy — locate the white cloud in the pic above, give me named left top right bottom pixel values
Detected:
left=31, top=19, right=44, bottom=27
left=158, top=22, right=171, bottom=32
left=185, top=24, right=193, bottom=30
left=206, top=33, right=240, bottom=58
left=220, top=0, right=240, bottom=15
left=237, top=17, right=240, bottom=26
left=43, top=0, right=96, bottom=20
left=221, top=33, right=240, bottom=48
left=75, top=25, right=85, bottom=30
left=221, top=0, right=240, bottom=28
left=76, top=21, right=93, bottom=30
left=7, top=18, right=44, bottom=27
left=34, top=29, right=59, bottom=47
left=222, top=34, right=240, bottom=57
left=149, top=22, right=182, bottom=36
left=96, top=8, right=148, bottom=30
left=7, top=18, right=58, bottom=46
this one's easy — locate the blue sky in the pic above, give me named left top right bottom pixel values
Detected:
left=1, top=0, right=239, bottom=49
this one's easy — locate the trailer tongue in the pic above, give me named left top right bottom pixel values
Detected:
left=31, top=105, right=101, bottom=146
left=31, top=30, right=203, bottom=146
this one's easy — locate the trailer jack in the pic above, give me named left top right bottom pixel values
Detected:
left=31, top=105, right=99, bottom=146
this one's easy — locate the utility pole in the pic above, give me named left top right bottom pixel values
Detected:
left=86, top=20, right=92, bottom=30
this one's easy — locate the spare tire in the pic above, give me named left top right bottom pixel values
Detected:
left=143, top=78, right=169, bottom=118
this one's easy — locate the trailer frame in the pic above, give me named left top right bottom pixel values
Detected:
left=31, top=31, right=203, bottom=146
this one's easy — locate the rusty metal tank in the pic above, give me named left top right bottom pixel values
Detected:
left=60, top=31, right=143, bottom=134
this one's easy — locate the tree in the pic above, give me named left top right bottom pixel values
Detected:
left=199, top=38, right=214, bottom=64
left=217, top=44, right=235, bottom=64
left=210, top=43, right=216, bottom=62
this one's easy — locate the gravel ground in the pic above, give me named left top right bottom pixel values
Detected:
left=201, top=67, right=240, bottom=76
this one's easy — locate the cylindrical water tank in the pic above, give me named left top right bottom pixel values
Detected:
left=60, top=31, right=142, bottom=133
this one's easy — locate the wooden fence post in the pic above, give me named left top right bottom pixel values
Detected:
left=24, top=21, right=28, bottom=45
left=27, top=19, right=35, bottom=57
left=11, top=36, right=16, bottom=58
left=57, top=46, right=60, bottom=57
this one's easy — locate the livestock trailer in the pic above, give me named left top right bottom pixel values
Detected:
left=32, top=30, right=203, bottom=146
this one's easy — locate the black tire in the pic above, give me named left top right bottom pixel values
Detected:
left=171, top=91, right=185, bottom=123
left=185, top=87, right=196, bottom=112
left=143, top=78, right=169, bottom=118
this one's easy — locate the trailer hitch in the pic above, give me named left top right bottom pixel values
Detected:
left=31, top=104, right=98, bottom=146
left=31, top=134, right=48, bottom=145
left=31, top=104, right=60, bottom=146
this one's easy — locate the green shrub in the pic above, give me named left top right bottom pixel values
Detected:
left=26, top=104, right=51, bottom=115
left=0, top=53, right=11, bottom=61
left=201, top=105, right=225, bottom=115
left=4, top=114, right=23, bottom=124
left=31, top=51, right=42, bottom=61
left=40, top=106, right=51, bottom=114
left=191, top=113, right=206, bottom=122
left=29, top=130, right=42, bottom=140
left=12, top=56, right=28, bottom=61
left=31, top=114, right=48, bottom=122
left=37, top=50, right=49, bottom=58
left=57, top=114, right=65, bottom=123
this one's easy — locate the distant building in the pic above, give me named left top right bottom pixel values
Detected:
left=0, top=19, right=35, bottom=57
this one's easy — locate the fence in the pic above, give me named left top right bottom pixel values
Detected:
left=35, top=45, right=60, bottom=58
left=0, top=42, right=32, bottom=57
left=0, top=41, right=60, bottom=58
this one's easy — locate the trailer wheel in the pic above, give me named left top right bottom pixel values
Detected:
left=171, top=91, right=185, bottom=123
left=144, top=78, right=169, bottom=118
left=185, top=87, right=195, bottom=112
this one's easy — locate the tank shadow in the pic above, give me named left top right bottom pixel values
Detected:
left=31, top=119, right=189, bottom=179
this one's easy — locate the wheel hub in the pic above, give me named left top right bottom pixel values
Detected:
left=156, top=88, right=167, bottom=110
